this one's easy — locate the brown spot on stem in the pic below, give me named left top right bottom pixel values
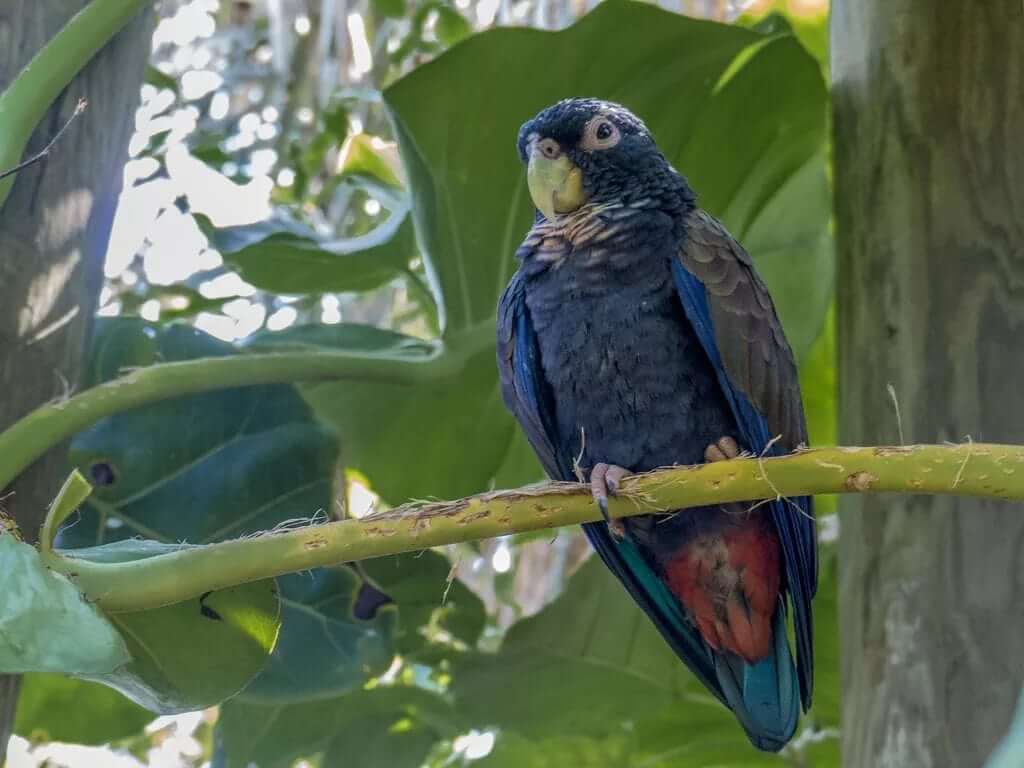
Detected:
left=845, top=471, right=879, bottom=491
left=304, top=535, right=327, bottom=550
left=458, top=510, right=491, bottom=525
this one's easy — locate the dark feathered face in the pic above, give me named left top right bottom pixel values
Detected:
left=517, top=98, right=667, bottom=220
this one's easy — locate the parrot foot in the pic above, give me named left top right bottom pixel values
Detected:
left=591, top=462, right=630, bottom=537
left=704, top=436, right=739, bottom=463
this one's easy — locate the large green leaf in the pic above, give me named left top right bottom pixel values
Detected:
left=452, top=554, right=834, bottom=765
left=62, top=318, right=337, bottom=548
left=102, top=579, right=280, bottom=712
left=451, top=558, right=699, bottom=738
left=199, top=207, right=415, bottom=296
left=478, top=733, right=629, bottom=768
left=61, top=318, right=394, bottom=704
left=629, top=704, right=789, bottom=767
left=15, top=674, right=152, bottom=745
left=245, top=323, right=534, bottom=505
left=0, top=535, right=128, bottom=675
left=54, top=540, right=280, bottom=713
left=216, top=685, right=457, bottom=768
left=384, top=0, right=831, bottom=351
left=239, top=567, right=396, bottom=702
left=321, top=715, right=438, bottom=768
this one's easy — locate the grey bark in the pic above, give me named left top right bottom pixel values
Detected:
left=0, top=2, right=152, bottom=762
left=832, top=2, right=1024, bottom=767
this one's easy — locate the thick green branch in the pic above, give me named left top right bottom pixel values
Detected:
left=0, top=346, right=459, bottom=491
left=46, top=442, right=1024, bottom=613
left=0, top=0, right=151, bottom=206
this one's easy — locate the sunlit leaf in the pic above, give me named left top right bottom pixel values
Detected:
left=198, top=208, right=414, bottom=295
left=433, top=6, right=471, bottom=47
left=340, top=133, right=404, bottom=188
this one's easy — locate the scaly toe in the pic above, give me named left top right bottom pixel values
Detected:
left=704, top=444, right=726, bottom=463
left=717, top=436, right=740, bottom=459
left=591, top=462, right=631, bottom=526
left=705, top=436, right=740, bottom=463
left=605, top=464, right=629, bottom=495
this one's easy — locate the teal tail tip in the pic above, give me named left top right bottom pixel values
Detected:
left=714, top=607, right=800, bottom=752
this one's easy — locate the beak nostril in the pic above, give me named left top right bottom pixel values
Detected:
left=538, top=138, right=560, bottom=159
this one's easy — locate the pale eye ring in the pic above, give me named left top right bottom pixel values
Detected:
left=581, top=116, right=621, bottom=151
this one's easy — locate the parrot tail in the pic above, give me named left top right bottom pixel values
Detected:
left=712, top=606, right=799, bottom=752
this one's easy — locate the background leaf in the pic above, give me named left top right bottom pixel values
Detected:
left=199, top=208, right=415, bottom=296
left=451, top=558, right=697, bottom=737
left=216, top=685, right=457, bottom=768
left=14, top=674, right=152, bottom=745
left=362, top=551, right=486, bottom=653
left=246, top=323, right=532, bottom=505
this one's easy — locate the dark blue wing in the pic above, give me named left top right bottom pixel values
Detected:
left=673, top=209, right=816, bottom=710
left=496, top=269, right=728, bottom=705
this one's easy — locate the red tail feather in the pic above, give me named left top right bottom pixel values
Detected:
left=664, top=515, right=781, bottom=663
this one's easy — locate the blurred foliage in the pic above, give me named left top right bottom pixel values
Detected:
left=15, top=674, right=151, bottom=746
left=11, top=0, right=837, bottom=766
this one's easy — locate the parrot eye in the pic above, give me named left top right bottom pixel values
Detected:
left=581, top=116, right=621, bottom=151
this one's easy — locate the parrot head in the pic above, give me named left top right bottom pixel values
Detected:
left=517, top=98, right=673, bottom=220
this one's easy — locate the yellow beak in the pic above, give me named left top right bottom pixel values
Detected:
left=527, top=147, right=589, bottom=221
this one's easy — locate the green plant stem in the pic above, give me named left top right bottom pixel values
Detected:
left=45, top=442, right=1024, bottom=613
left=0, top=344, right=466, bottom=493
left=0, top=0, right=151, bottom=206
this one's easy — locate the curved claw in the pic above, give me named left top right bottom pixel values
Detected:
left=591, top=462, right=630, bottom=535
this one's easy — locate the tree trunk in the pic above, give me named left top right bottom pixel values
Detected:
left=832, top=2, right=1024, bottom=766
left=0, top=2, right=152, bottom=761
